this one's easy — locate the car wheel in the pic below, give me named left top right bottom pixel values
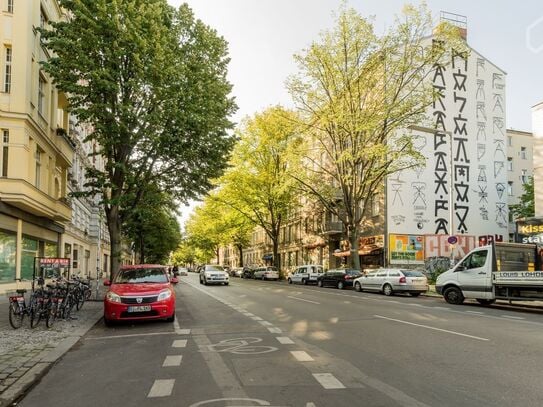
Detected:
left=165, top=313, right=175, bottom=323
left=199, top=277, right=203, bottom=284
left=382, top=283, right=393, bottom=296
left=288, top=278, right=292, bottom=284
left=204, top=278, right=208, bottom=286
left=354, top=282, right=362, bottom=292
left=410, top=292, right=421, bottom=297
left=317, top=280, right=323, bottom=287
left=337, top=281, right=344, bottom=290
left=262, top=276, right=265, bottom=281
left=302, top=278, right=308, bottom=285
left=444, top=287, right=464, bottom=305
left=103, top=315, right=114, bottom=327
left=225, top=282, right=229, bottom=286
left=476, top=298, right=495, bottom=306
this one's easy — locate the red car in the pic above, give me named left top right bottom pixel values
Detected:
left=103, top=265, right=177, bottom=326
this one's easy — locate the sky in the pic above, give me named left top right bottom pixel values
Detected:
left=168, top=0, right=543, bottom=225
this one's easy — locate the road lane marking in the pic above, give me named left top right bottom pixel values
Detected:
left=147, top=379, right=175, bottom=397
left=86, top=332, right=177, bottom=340
left=251, top=316, right=263, bottom=321
left=291, top=351, right=314, bottom=362
left=258, top=321, right=273, bottom=326
left=163, top=355, right=183, bottom=367
left=501, top=315, right=525, bottom=320
left=466, top=311, right=484, bottom=315
left=172, top=339, right=188, bottom=348
left=287, top=296, right=320, bottom=305
left=312, top=373, right=345, bottom=389
left=276, top=336, right=295, bottom=344
left=268, top=327, right=282, bottom=333
left=374, top=315, right=489, bottom=341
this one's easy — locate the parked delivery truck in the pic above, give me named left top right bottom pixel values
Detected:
left=436, top=242, right=543, bottom=305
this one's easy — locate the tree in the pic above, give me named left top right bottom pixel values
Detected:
left=40, top=0, right=236, bottom=278
left=123, top=184, right=182, bottom=264
left=510, top=177, right=535, bottom=220
left=286, top=4, right=463, bottom=269
left=216, top=107, right=301, bottom=271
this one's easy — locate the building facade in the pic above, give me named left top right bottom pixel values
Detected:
left=533, top=102, right=543, bottom=215
left=0, top=0, right=74, bottom=292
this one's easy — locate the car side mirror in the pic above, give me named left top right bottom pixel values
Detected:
left=170, top=277, right=179, bottom=285
left=455, top=265, right=466, bottom=272
left=103, top=279, right=111, bottom=286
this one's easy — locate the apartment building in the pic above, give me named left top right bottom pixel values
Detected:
left=0, top=0, right=74, bottom=291
left=533, top=102, right=543, bottom=215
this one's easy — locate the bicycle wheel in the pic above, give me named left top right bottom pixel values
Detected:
left=76, top=289, right=85, bottom=311
left=46, top=301, right=57, bottom=328
left=29, top=297, right=42, bottom=328
left=8, top=302, right=24, bottom=329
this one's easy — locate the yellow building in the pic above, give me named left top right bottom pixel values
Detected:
left=0, top=0, right=73, bottom=292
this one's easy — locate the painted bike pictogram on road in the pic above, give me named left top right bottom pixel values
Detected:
left=189, top=398, right=317, bottom=407
left=199, top=337, right=278, bottom=355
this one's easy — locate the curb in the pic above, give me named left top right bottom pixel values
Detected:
left=0, top=309, right=103, bottom=407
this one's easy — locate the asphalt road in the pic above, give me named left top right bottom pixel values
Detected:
left=18, top=273, right=543, bottom=407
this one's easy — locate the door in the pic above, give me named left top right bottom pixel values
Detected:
left=455, top=249, right=493, bottom=299
left=292, top=267, right=305, bottom=283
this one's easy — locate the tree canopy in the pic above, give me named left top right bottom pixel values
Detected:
left=41, top=0, right=236, bottom=277
left=510, top=177, right=535, bottom=220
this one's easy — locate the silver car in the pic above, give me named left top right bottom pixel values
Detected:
left=353, top=269, right=428, bottom=296
left=253, top=266, right=279, bottom=280
left=199, top=265, right=229, bottom=286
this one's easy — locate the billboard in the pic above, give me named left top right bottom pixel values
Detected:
left=389, top=234, right=424, bottom=264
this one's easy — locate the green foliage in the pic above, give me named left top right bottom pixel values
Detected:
left=510, top=177, right=535, bottom=220
left=40, top=0, right=236, bottom=274
left=286, top=4, right=465, bottom=269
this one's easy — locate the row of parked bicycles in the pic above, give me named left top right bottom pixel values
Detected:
left=8, top=276, right=92, bottom=329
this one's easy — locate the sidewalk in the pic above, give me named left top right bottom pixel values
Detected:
left=0, top=291, right=105, bottom=407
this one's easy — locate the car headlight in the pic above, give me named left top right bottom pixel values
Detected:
left=106, top=291, right=121, bottom=303
left=158, top=289, right=172, bottom=301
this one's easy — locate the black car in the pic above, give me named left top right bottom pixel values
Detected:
left=241, top=267, right=255, bottom=279
left=317, top=268, right=362, bottom=289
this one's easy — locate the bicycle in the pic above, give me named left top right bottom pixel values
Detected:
left=8, top=278, right=29, bottom=329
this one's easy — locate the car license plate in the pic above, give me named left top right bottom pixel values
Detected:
left=127, top=305, right=151, bottom=312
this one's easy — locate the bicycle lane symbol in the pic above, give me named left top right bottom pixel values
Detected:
left=189, top=398, right=317, bottom=407
left=198, top=337, right=278, bottom=355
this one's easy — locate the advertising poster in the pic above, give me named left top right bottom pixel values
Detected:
left=389, top=234, right=424, bottom=264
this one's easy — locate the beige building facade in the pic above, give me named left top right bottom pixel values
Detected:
left=533, top=102, right=543, bottom=216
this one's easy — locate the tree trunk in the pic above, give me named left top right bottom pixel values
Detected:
left=272, top=238, right=280, bottom=271
left=139, top=232, right=145, bottom=264
left=237, top=244, right=244, bottom=267
left=106, top=205, right=122, bottom=281
left=348, top=224, right=361, bottom=270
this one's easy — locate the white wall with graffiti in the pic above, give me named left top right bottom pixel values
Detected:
left=386, top=42, right=507, bottom=263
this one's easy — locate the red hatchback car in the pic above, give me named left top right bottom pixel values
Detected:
left=103, top=265, right=176, bottom=326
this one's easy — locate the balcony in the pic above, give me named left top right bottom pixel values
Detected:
left=322, top=221, right=344, bottom=235
left=0, top=178, right=72, bottom=223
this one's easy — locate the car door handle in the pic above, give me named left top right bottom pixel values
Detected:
left=478, top=272, right=486, bottom=275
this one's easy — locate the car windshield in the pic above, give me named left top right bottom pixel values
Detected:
left=206, top=266, right=224, bottom=271
left=402, top=270, right=425, bottom=277
left=115, top=268, right=168, bottom=284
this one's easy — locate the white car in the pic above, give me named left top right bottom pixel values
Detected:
left=253, top=266, right=279, bottom=280
left=287, top=265, right=324, bottom=285
left=353, top=269, right=428, bottom=296
left=199, top=265, right=229, bottom=286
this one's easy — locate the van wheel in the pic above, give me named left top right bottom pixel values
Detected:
left=354, top=282, right=362, bottom=292
left=262, top=276, right=265, bottom=281
left=444, top=287, right=464, bottom=305
left=317, top=280, right=323, bottom=287
left=302, top=278, right=308, bottom=285
left=476, top=298, right=495, bottom=306
left=382, top=284, right=393, bottom=296
left=288, top=278, right=292, bottom=284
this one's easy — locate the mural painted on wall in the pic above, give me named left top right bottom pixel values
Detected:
left=389, top=234, right=424, bottom=264
left=386, top=41, right=507, bottom=244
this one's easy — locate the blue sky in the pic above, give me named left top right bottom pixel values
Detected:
left=169, top=0, right=543, bottom=224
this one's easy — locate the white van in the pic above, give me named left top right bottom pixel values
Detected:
left=253, top=266, right=279, bottom=281
left=287, top=265, right=324, bottom=285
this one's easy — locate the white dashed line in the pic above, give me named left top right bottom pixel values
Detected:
left=312, top=373, right=345, bottom=389
left=465, top=311, right=484, bottom=315
left=258, top=321, right=273, bottom=326
left=276, top=336, right=295, bottom=345
left=172, top=339, right=188, bottom=348
left=147, top=379, right=175, bottom=397
left=268, top=327, right=282, bottom=334
left=173, top=319, right=191, bottom=335
left=374, top=315, right=489, bottom=341
left=163, top=355, right=183, bottom=367
left=291, top=351, right=314, bottom=362
left=251, top=316, right=263, bottom=321
left=501, top=315, right=525, bottom=320
left=287, top=296, right=320, bottom=305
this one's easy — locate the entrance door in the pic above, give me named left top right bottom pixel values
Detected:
left=455, top=248, right=493, bottom=299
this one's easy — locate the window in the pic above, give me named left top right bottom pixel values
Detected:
left=3, top=46, right=11, bottom=93
left=520, top=146, right=527, bottom=160
left=73, top=248, right=78, bottom=269
left=40, top=7, right=48, bottom=30
left=507, top=136, right=512, bottom=146
left=38, top=75, right=45, bottom=115
left=0, top=230, right=16, bottom=283
left=460, top=250, right=488, bottom=270
left=508, top=181, right=513, bottom=196
left=34, top=146, right=41, bottom=188
left=1, top=129, right=8, bottom=177
left=7, top=0, right=13, bottom=13
left=521, top=169, right=528, bottom=184
left=507, top=157, right=513, bottom=171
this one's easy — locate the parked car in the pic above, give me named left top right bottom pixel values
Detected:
left=178, top=267, right=188, bottom=276
left=199, top=265, right=229, bottom=286
left=103, top=264, right=176, bottom=326
left=242, top=267, right=255, bottom=279
left=287, top=265, right=324, bottom=285
left=231, top=267, right=243, bottom=277
left=316, top=268, right=362, bottom=289
left=253, top=266, right=279, bottom=281
left=354, top=269, right=428, bottom=296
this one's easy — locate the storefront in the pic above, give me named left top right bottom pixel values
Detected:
left=332, top=235, right=384, bottom=271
